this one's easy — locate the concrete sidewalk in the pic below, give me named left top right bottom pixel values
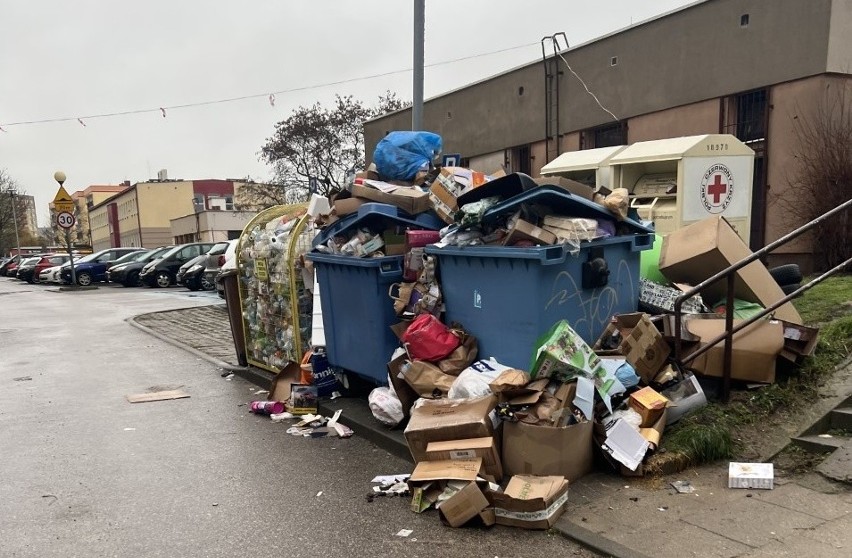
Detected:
left=130, top=304, right=852, bottom=558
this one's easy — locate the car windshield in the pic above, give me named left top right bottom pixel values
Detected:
left=208, top=242, right=230, bottom=255
left=146, top=247, right=173, bottom=261
left=74, top=253, right=100, bottom=264
left=110, top=251, right=144, bottom=265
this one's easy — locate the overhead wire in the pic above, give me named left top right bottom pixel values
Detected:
left=0, top=41, right=539, bottom=128
left=556, top=51, right=619, bottom=122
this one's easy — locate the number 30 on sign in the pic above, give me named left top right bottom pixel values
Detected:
left=56, top=211, right=76, bottom=229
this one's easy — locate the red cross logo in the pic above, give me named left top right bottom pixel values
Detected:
left=707, top=174, right=728, bottom=205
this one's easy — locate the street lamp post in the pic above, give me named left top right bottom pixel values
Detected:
left=8, top=188, right=22, bottom=259
left=54, top=171, right=77, bottom=287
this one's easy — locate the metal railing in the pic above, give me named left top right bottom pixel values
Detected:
left=673, top=197, right=852, bottom=401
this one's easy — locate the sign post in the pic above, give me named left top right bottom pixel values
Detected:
left=53, top=175, right=77, bottom=287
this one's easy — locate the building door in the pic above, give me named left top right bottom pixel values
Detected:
left=511, top=144, right=532, bottom=175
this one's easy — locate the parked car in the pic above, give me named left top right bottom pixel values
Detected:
left=139, top=242, right=217, bottom=288
left=60, top=247, right=144, bottom=286
left=177, top=241, right=231, bottom=291
left=39, top=263, right=66, bottom=284
left=3, top=254, right=25, bottom=277
left=106, top=246, right=174, bottom=287
left=19, top=254, right=71, bottom=284
left=14, top=257, right=42, bottom=281
left=215, top=239, right=240, bottom=299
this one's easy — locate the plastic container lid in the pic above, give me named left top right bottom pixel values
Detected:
left=312, top=202, right=443, bottom=247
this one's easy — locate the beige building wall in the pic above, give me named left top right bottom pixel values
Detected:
left=170, top=211, right=255, bottom=243
left=135, top=182, right=194, bottom=247
left=89, top=205, right=111, bottom=251
left=468, top=151, right=506, bottom=173
left=627, top=100, right=720, bottom=143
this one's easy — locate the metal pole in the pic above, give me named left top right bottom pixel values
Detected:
left=65, top=227, right=76, bottom=287
left=412, top=0, right=425, bottom=131
left=10, top=189, right=22, bottom=258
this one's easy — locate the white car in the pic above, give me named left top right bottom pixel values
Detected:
left=41, top=261, right=70, bottom=283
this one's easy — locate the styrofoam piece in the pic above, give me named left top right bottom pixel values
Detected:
left=311, top=273, right=326, bottom=347
left=307, top=194, right=331, bottom=218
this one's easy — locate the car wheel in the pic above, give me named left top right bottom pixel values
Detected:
left=201, top=275, right=216, bottom=291
left=76, top=271, right=93, bottom=286
left=155, top=271, right=172, bottom=288
left=124, top=271, right=140, bottom=287
left=186, top=278, right=201, bottom=291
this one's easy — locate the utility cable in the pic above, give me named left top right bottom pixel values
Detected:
left=556, top=51, right=619, bottom=122
left=0, top=41, right=539, bottom=128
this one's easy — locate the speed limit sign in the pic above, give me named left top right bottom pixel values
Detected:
left=56, top=211, right=76, bottom=229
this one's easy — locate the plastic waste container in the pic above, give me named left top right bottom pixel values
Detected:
left=426, top=186, right=654, bottom=370
left=220, top=268, right=248, bottom=367
left=307, top=203, right=443, bottom=385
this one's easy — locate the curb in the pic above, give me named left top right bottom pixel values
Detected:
left=554, top=520, right=654, bottom=558
left=126, top=314, right=248, bottom=373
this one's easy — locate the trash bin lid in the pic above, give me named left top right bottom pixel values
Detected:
left=312, top=202, right=444, bottom=247
left=482, top=185, right=653, bottom=235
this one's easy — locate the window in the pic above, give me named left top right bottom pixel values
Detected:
left=740, top=14, right=749, bottom=27
left=225, top=196, right=234, bottom=210
left=581, top=122, right=627, bottom=149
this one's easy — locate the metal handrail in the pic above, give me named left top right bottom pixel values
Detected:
left=673, top=197, right=852, bottom=401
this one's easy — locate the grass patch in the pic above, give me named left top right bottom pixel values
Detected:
left=661, top=273, right=852, bottom=466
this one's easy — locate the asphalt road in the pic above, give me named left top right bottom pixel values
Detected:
left=0, top=279, right=597, bottom=558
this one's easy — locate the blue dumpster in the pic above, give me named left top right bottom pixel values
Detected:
left=426, top=185, right=654, bottom=370
left=307, top=202, right=443, bottom=385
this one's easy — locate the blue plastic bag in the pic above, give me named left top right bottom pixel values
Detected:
left=373, top=131, right=442, bottom=181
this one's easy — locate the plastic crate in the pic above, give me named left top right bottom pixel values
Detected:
left=306, top=252, right=403, bottom=385
left=426, top=234, right=654, bottom=370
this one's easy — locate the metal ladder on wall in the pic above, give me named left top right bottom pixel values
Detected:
left=673, top=198, right=852, bottom=402
left=542, top=32, right=568, bottom=165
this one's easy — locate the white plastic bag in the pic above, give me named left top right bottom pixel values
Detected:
left=448, top=358, right=512, bottom=399
left=368, top=386, right=404, bottom=427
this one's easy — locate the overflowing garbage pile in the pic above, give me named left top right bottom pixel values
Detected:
left=232, top=130, right=820, bottom=530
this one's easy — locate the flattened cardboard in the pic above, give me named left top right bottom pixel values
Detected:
left=685, top=317, right=784, bottom=383
left=502, top=420, right=593, bottom=482
left=659, top=216, right=802, bottom=324
left=404, top=395, right=497, bottom=462
left=269, top=361, right=301, bottom=403
left=593, top=313, right=670, bottom=384
left=333, top=197, right=366, bottom=216
left=409, top=458, right=483, bottom=484
left=491, top=475, right=570, bottom=530
left=351, top=182, right=431, bottom=215
left=426, top=437, right=503, bottom=481
left=729, top=462, right=774, bottom=490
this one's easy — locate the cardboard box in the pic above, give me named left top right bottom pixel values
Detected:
left=490, top=475, right=570, bottom=530
left=659, top=216, right=802, bottom=324
left=428, top=167, right=491, bottom=224
left=332, top=197, right=365, bottom=216
left=426, top=437, right=503, bottom=481
left=728, top=462, right=774, bottom=490
left=404, top=395, right=497, bottom=462
left=268, top=362, right=301, bottom=403
left=530, top=320, right=603, bottom=381
left=685, top=317, right=784, bottom=383
left=504, top=218, right=557, bottom=246
left=408, top=459, right=490, bottom=526
left=501, top=420, right=593, bottom=482
left=593, top=313, right=671, bottom=384
left=628, top=387, right=669, bottom=428
left=639, top=278, right=707, bottom=315
left=619, top=409, right=668, bottom=477
left=533, top=176, right=595, bottom=201
left=351, top=181, right=431, bottom=215
left=779, top=320, right=820, bottom=362
left=438, top=481, right=491, bottom=527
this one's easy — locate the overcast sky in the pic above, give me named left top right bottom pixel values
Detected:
left=1, top=0, right=694, bottom=226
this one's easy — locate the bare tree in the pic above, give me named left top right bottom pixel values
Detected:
left=783, top=82, right=852, bottom=271
left=254, top=92, right=409, bottom=206
left=0, top=169, right=29, bottom=256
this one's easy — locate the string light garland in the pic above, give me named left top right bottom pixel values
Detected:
left=0, top=42, right=538, bottom=129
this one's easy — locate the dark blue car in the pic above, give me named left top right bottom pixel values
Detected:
left=60, top=247, right=144, bottom=286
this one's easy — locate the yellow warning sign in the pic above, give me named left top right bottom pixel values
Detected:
left=53, top=185, right=74, bottom=213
